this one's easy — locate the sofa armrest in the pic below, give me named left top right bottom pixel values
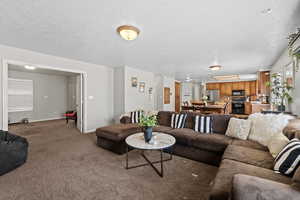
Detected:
left=232, top=174, right=300, bottom=200
left=120, top=116, right=131, bottom=124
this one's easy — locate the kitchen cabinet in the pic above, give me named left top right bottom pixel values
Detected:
left=245, top=102, right=271, bottom=114
left=207, top=80, right=257, bottom=99
left=206, top=83, right=219, bottom=90
left=257, top=71, right=270, bottom=95
left=250, top=81, right=256, bottom=96
left=232, top=81, right=245, bottom=90
left=244, top=81, right=251, bottom=96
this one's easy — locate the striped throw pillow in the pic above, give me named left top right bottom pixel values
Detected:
left=130, top=110, right=143, bottom=123
left=171, top=114, right=187, bottom=129
left=194, top=115, right=212, bottom=133
left=274, top=138, right=300, bottom=176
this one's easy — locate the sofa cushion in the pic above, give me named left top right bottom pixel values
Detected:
left=210, top=159, right=292, bottom=200
left=165, top=128, right=196, bottom=146
left=223, top=145, right=274, bottom=169
left=96, top=124, right=141, bottom=141
left=180, top=111, right=197, bottom=129
left=152, top=125, right=173, bottom=133
left=157, top=111, right=175, bottom=127
left=210, top=114, right=231, bottom=135
left=233, top=174, right=300, bottom=200
left=191, top=133, right=233, bottom=153
left=166, top=128, right=233, bottom=153
left=293, top=166, right=300, bottom=184
left=231, top=139, right=268, bottom=151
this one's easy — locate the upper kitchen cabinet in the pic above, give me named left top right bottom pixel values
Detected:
left=232, top=81, right=245, bottom=90
left=257, top=71, right=270, bottom=95
left=206, top=83, right=220, bottom=90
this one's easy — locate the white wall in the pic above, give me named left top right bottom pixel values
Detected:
left=113, top=67, right=176, bottom=122
left=8, top=70, right=68, bottom=123
left=113, top=67, right=125, bottom=122
left=271, top=39, right=300, bottom=115
left=162, top=76, right=175, bottom=111
left=0, top=44, right=114, bottom=132
left=124, top=66, right=155, bottom=113
left=154, top=74, right=164, bottom=111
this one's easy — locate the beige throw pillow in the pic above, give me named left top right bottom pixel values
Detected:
left=248, top=113, right=294, bottom=146
left=268, top=133, right=289, bottom=158
left=225, top=118, right=251, bottom=140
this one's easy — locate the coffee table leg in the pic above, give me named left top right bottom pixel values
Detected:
left=160, top=149, right=163, bottom=177
left=126, top=144, right=129, bottom=169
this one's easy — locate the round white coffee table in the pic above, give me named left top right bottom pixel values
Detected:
left=125, top=132, right=176, bottom=177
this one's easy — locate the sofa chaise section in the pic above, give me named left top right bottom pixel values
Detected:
left=96, top=123, right=142, bottom=154
left=209, top=159, right=293, bottom=200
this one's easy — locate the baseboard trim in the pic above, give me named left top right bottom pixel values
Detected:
left=29, top=117, right=65, bottom=123
left=84, top=129, right=96, bottom=134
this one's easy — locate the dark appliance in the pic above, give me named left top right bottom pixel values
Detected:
left=232, top=90, right=245, bottom=96
left=232, top=96, right=246, bottom=114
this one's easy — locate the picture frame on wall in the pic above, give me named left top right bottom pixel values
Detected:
left=284, top=61, right=295, bottom=88
left=131, top=77, right=138, bottom=87
left=139, top=82, right=145, bottom=93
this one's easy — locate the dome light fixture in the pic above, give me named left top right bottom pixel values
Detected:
left=24, top=65, right=36, bottom=70
left=209, top=65, right=222, bottom=71
left=117, top=25, right=140, bottom=41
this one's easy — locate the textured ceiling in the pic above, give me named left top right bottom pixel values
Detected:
left=0, top=0, right=299, bottom=81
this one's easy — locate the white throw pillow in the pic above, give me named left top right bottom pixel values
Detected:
left=248, top=113, right=294, bottom=146
left=268, top=133, right=289, bottom=158
left=225, top=118, right=251, bottom=140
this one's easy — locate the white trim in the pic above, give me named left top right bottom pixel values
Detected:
left=2, top=59, right=8, bottom=131
left=2, top=59, right=88, bottom=133
left=27, top=117, right=65, bottom=123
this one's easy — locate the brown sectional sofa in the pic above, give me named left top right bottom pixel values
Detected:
left=96, top=111, right=300, bottom=200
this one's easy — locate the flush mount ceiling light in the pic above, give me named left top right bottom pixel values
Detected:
left=261, top=8, right=272, bottom=14
left=24, top=65, right=36, bottom=70
left=117, top=25, right=140, bottom=41
left=209, top=65, right=222, bottom=71
left=214, top=75, right=239, bottom=81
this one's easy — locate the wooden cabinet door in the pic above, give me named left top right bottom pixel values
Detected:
left=250, top=81, right=256, bottom=96
left=175, top=82, right=181, bottom=112
left=244, top=81, right=251, bottom=96
left=232, top=82, right=240, bottom=90
left=232, top=81, right=245, bottom=90
left=207, top=83, right=219, bottom=90
left=219, top=83, right=226, bottom=97
left=224, top=82, right=232, bottom=96
left=206, top=83, right=213, bottom=90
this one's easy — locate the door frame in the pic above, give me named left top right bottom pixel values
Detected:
left=2, top=59, right=87, bottom=133
left=175, top=81, right=181, bottom=112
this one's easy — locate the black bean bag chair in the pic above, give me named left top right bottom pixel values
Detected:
left=0, top=130, right=28, bottom=175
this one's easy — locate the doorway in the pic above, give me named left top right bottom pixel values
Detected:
left=2, top=60, right=87, bottom=133
left=175, top=81, right=181, bottom=112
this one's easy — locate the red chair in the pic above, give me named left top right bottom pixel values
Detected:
left=64, top=111, right=77, bottom=126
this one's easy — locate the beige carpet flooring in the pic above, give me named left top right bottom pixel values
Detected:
left=2, top=120, right=218, bottom=200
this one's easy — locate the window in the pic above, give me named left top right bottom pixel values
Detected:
left=8, top=78, right=33, bottom=112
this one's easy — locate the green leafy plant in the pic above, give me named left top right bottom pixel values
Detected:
left=139, top=113, right=157, bottom=127
left=267, top=73, right=293, bottom=107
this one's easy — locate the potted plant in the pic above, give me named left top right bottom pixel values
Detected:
left=202, top=95, right=208, bottom=106
left=267, top=73, right=293, bottom=112
left=139, top=112, right=158, bottom=143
